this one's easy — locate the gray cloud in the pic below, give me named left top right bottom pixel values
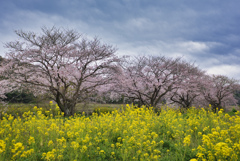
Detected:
left=0, top=0, right=240, bottom=79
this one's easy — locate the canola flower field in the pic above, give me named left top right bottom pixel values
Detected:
left=0, top=104, right=240, bottom=161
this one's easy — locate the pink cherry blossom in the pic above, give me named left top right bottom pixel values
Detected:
left=4, top=27, right=119, bottom=116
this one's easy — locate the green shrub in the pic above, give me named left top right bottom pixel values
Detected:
left=3, top=90, right=36, bottom=103
left=232, top=107, right=238, bottom=113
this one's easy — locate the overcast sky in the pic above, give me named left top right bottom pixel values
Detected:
left=1, top=0, right=240, bottom=79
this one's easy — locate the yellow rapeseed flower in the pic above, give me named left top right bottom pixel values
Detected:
left=0, top=140, right=6, bottom=153
left=28, top=136, right=35, bottom=145
left=190, top=159, right=198, bottom=161
left=48, top=140, right=54, bottom=147
left=183, top=135, right=191, bottom=146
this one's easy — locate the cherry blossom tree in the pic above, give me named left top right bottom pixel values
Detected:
left=168, top=61, right=205, bottom=109
left=200, top=74, right=240, bottom=112
left=0, top=57, right=15, bottom=100
left=111, top=56, right=182, bottom=107
left=0, top=80, right=9, bottom=100
left=4, top=26, right=119, bottom=116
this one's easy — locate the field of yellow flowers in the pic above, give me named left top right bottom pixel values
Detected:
left=0, top=104, right=240, bottom=161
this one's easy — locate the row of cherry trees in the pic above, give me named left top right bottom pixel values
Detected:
left=108, top=56, right=239, bottom=113
left=0, top=27, right=239, bottom=116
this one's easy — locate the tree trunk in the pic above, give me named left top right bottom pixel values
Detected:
left=63, top=102, right=76, bottom=116
left=55, top=95, right=77, bottom=116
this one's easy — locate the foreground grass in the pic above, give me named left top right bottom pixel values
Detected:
left=0, top=104, right=240, bottom=160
